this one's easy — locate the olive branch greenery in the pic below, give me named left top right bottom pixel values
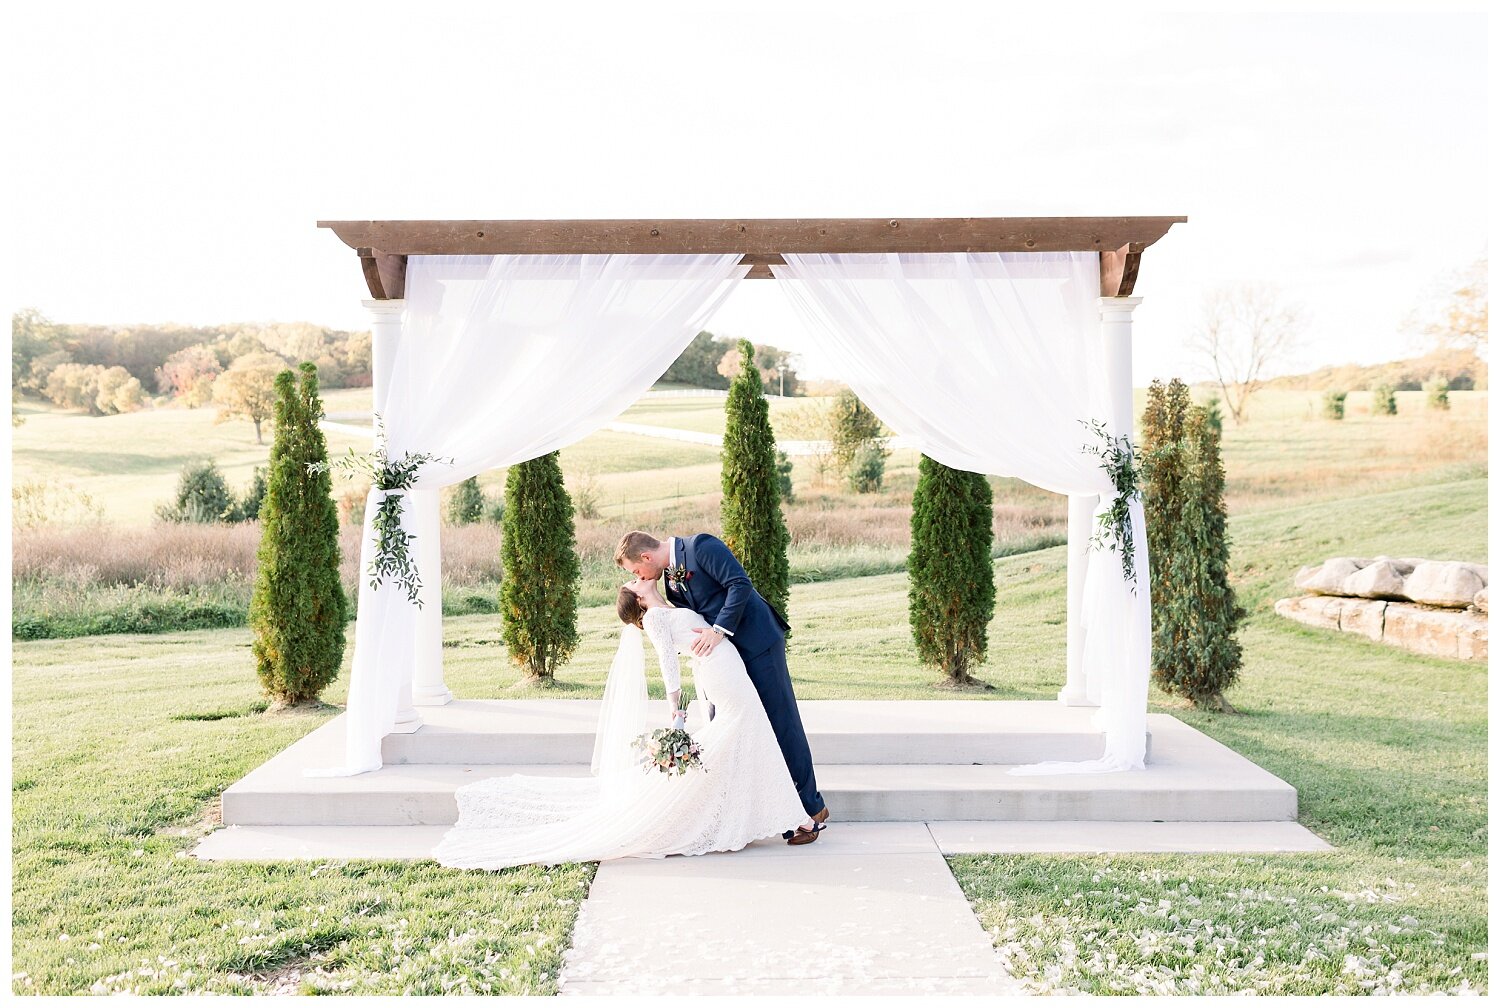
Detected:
left=306, top=418, right=453, bottom=606
left=1080, top=418, right=1142, bottom=591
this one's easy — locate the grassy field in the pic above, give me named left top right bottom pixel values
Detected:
left=10, top=473, right=1487, bottom=994
left=12, top=387, right=1485, bottom=527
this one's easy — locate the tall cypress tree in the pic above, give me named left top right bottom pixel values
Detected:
left=908, top=454, right=995, bottom=685
left=447, top=475, right=485, bottom=525
left=500, top=452, right=580, bottom=682
left=720, top=338, right=790, bottom=623
left=1141, top=379, right=1245, bottom=711
left=249, top=362, right=347, bottom=705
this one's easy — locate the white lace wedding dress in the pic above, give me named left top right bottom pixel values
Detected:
left=432, top=605, right=808, bottom=869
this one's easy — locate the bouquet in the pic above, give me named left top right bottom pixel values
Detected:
left=633, top=726, right=704, bottom=776
left=632, top=682, right=704, bottom=776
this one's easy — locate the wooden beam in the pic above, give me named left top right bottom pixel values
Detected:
left=320, top=217, right=1186, bottom=259
left=1098, top=243, right=1145, bottom=298
left=356, top=248, right=407, bottom=300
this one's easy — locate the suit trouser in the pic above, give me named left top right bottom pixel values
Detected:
left=741, top=643, right=825, bottom=817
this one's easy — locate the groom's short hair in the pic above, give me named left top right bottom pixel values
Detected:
left=615, top=531, right=660, bottom=566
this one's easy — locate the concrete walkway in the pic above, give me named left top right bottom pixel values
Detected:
left=556, top=823, right=1025, bottom=996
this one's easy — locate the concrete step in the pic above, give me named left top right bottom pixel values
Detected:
left=192, top=820, right=1332, bottom=862
left=379, top=699, right=1150, bottom=766
left=222, top=712, right=1293, bottom=827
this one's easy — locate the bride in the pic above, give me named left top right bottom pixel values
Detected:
left=432, top=577, right=811, bottom=869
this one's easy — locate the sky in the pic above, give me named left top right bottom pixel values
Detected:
left=3, top=1, right=1490, bottom=384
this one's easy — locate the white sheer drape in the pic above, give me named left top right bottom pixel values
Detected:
left=590, top=625, right=650, bottom=780
left=773, top=251, right=1150, bottom=773
left=308, top=254, right=749, bottom=776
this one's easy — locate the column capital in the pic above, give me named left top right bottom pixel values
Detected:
left=362, top=298, right=406, bottom=319
left=1097, top=295, right=1143, bottom=320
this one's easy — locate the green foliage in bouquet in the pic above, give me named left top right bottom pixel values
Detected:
left=634, top=727, right=705, bottom=776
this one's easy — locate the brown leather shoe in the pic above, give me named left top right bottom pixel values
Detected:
left=783, top=807, right=831, bottom=840
left=787, top=823, right=825, bottom=846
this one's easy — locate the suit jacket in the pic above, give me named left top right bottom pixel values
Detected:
left=665, top=533, right=789, bottom=660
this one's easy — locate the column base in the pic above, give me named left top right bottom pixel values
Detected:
left=413, top=686, right=454, bottom=707
left=1057, top=687, right=1100, bottom=708
left=391, top=711, right=424, bottom=734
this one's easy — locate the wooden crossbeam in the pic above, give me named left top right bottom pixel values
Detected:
left=320, top=217, right=1186, bottom=298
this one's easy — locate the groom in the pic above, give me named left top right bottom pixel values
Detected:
left=616, top=530, right=829, bottom=845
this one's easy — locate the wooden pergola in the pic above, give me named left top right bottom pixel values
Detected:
left=318, top=215, right=1186, bottom=720
left=319, top=216, right=1185, bottom=299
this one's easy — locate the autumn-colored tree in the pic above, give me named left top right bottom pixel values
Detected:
left=156, top=344, right=223, bottom=403
left=94, top=366, right=143, bottom=414
left=1414, top=257, right=1487, bottom=353
left=213, top=351, right=287, bottom=442
left=42, top=362, right=105, bottom=412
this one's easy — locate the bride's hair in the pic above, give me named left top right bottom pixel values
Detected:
left=616, top=585, right=646, bottom=629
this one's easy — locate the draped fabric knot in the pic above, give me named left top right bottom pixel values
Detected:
left=311, top=430, right=454, bottom=607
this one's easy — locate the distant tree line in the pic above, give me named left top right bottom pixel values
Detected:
left=661, top=330, right=802, bottom=396
left=11, top=309, right=372, bottom=415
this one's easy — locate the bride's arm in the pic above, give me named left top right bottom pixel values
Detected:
left=641, top=609, right=682, bottom=718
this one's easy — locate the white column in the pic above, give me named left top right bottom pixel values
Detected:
left=1060, top=296, right=1143, bottom=707
left=365, top=298, right=423, bottom=734
left=1099, top=296, right=1142, bottom=440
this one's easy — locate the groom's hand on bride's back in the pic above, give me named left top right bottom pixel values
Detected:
left=690, top=627, right=723, bottom=657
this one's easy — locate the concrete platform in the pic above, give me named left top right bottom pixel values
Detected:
left=380, top=698, right=1150, bottom=765
left=930, top=820, right=1332, bottom=854
left=220, top=705, right=1292, bottom=827
left=192, top=819, right=1331, bottom=861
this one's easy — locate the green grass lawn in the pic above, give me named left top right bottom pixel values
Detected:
left=11, top=474, right=1486, bottom=994
left=951, top=476, right=1488, bottom=995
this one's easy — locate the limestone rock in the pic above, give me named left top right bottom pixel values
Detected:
left=1341, top=561, right=1406, bottom=600
left=1369, top=555, right=1417, bottom=576
left=1275, top=595, right=1343, bottom=630
left=1475, top=587, right=1489, bottom=615
left=1339, top=598, right=1387, bottom=641
left=1383, top=604, right=1486, bottom=660
left=1458, top=617, right=1488, bottom=661
left=1404, top=562, right=1485, bottom=609
left=1295, top=558, right=1362, bottom=595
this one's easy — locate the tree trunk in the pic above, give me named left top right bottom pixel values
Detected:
left=1197, top=691, right=1239, bottom=714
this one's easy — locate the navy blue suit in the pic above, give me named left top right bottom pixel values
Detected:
left=664, top=534, right=824, bottom=817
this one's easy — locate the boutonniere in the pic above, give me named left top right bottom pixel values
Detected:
left=665, top=565, right=693, bottom=590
